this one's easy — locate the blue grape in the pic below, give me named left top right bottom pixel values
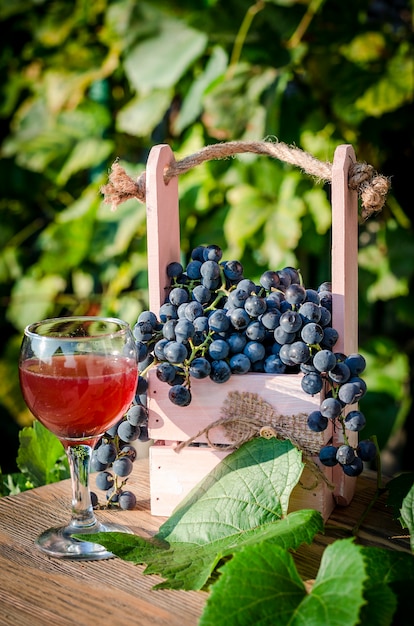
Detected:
left=320, top=326, right=338, bottom=348
left=320, top=397, right=343, bottom=419
left=243, top=341, right=266, bottom=363
left=167, top=261, right=184, bottom=278
left=158, top=302, right=178, bottom=322
left=301, top=372, right=323, bottom=395
left=126, top=404, right=148, bottom=426
left=169, top=384, right=192, bottom=406
left=229, top=353, right=251, bottom=374
left=357, top=439, right=377, bottom=462
left=263, top=355, right=286, bottom=374
left=344, top=353, right=366, bottom=376
left=227, top=332, right=247, bottom=354
left=299, top=301, right=321, bottom=324
left=200, top=259, right=221, bottom=280
left=228, top=288, right=249, bottom=308
left=118, top=491, right=137, bottom=510
left=307, top=411, right=329, bottom=432
left=113, top=456, right=134, bottom=478
left=329, top=362, right=351, bottom=384
left=223, top=260, right=243, bottom=281
left=312, top=349, right=336, bottom=373
left=274, top=326, right=296, bottom=345
left=175, top=319, right=195, bottom=342
left=163, top=341, right=188, bottom=364
left=319, top=446, right=338, bottom=466
left=209, top=339, right=230, bottom=360
left=208, top=309, right=231, bottom=333
left=186, top=260, right=202, bottom=279
left=260, top=310, right=281, bottom=330
left=336, top=445, right=356, bottom=465
left=338, top=382, right=360, bottom=404
left=301, top=323, right=324, bottom=345
left=209, top=360, right=232, bottom=383
left=259, top=270, right=280, bottom=290
left=184, top=301, right=204, bottom=321
left=284, top=283, right=306, bottom=306
left=279, top=310, right=302, bottom=333
left=192, top=284, right=212, bottom=304
left=203, top=244, right=223, bottom=262
left=96, top=442, right=117, bottom=464
left=162, top=319, right=178, bottom=341
left=189, top=357, right=211, bottom=379
left=245, top=321, right=266, bottom=342
left=342, top=456, right=363, bottom=476
left=288, top=341, right=310, bottom=365
left=117, top=421, right=141, bottom=442
left=229, top=307, right=250, bottom=330
left=244, top=295, right=267, bottom=317
left=344, top=410, right=366, bottom=432
left=169, top=287, right=189, bottom=306
left=95, top=471, right=114, bottom=491
left=133, top=320, right=154, bottom=342
left=156, top=362, right=177, bottom=383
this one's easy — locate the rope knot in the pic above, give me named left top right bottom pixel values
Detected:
left=349, top=162, right=391, bottom=220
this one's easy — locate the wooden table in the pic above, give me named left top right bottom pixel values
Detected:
left=0, top=459, right=410, bottom=626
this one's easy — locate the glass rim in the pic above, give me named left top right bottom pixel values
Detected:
left=23, top=316, right=132, bottom=340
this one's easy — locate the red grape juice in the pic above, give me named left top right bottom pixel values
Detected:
left=19, top=354, right=138, bottom=446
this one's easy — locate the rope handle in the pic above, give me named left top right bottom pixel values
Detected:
left=101, top=139, right=390, bottom=220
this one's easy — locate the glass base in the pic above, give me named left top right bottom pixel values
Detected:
left=35, top=520, right=133, bottom=560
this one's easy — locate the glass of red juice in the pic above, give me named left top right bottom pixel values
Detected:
left=18, top=316, right=139, bottom=559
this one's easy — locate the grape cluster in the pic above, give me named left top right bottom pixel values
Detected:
left=90, top=399, right=150, bottom=510
left=135, top=243, right=374, bottom=477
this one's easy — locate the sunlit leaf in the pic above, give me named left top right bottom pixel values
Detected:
left=124, top=17, right=207, bottom=92
left=117, top=90, right=173, bottom=137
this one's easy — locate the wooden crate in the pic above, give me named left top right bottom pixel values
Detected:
left=145, top=143, right=359, bottom=519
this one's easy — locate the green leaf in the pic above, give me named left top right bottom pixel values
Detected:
left=17, top=420, right=69, bottom=487
left=200, top=542, right=306, bottom=626
left=386, top=472, right=414, bottom=524
left=85, top=439, right=321, bottom=591
left=124, top=17, right=207, bottom=93
left=200, top=538, right=367, bottom=626
left=400, top=483, right=414, bottom=551
left=7, top=274, right=66, bottom=331
left=116, top=89, right=173, bottom=137
left=355, top=43, right=414, bottom=117
left=173, top=45, right=228, bottom=135
left=359, top=546, right=414, bottom=626
left=56, top=138, right=114, bottom=185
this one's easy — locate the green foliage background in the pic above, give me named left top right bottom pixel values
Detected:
left=0, top=0, right=413, bottom=474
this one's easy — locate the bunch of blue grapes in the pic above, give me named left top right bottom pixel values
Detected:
left=90, top=396, right=150, bottom=510
left=134, top=243, right=375, bottom=477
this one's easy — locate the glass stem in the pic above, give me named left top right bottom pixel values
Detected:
left=66, top=444, right=97, bottom=529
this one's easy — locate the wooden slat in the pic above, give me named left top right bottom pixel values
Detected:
left=330, top=144, right=359, bottom=505
left=146, top=144, right=181, bottom=315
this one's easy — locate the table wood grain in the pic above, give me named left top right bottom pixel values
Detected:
left=0, top=459, right=410, bottom=626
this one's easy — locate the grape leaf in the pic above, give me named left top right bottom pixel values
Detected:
left=17, top=420, right=69, bottom=487
left=88, top=438, right=323, bottom=590
left=400, top=482, right=414, bottom=551
left=386, top=472, right=414, bottom=526
left=359, top=546, right=414, bottom=626
left=199, top=538, right=368, bottom=626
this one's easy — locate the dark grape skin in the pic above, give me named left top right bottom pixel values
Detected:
left=112, top=456, right=134, bottom=478
left=319, top=446, right=339, bottom=467
left=95, top=471, right=114, bottom=491
left=118, top=491, right=137, bottom=510
left=307, top=410, right=329, bottom=432
left=169, top=384, right=192, bottom=406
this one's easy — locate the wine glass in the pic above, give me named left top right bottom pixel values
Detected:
left=18, top=316, right=139, bottom=560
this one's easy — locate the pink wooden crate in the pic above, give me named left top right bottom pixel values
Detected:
left=145, top=143, right=358, bottom=519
